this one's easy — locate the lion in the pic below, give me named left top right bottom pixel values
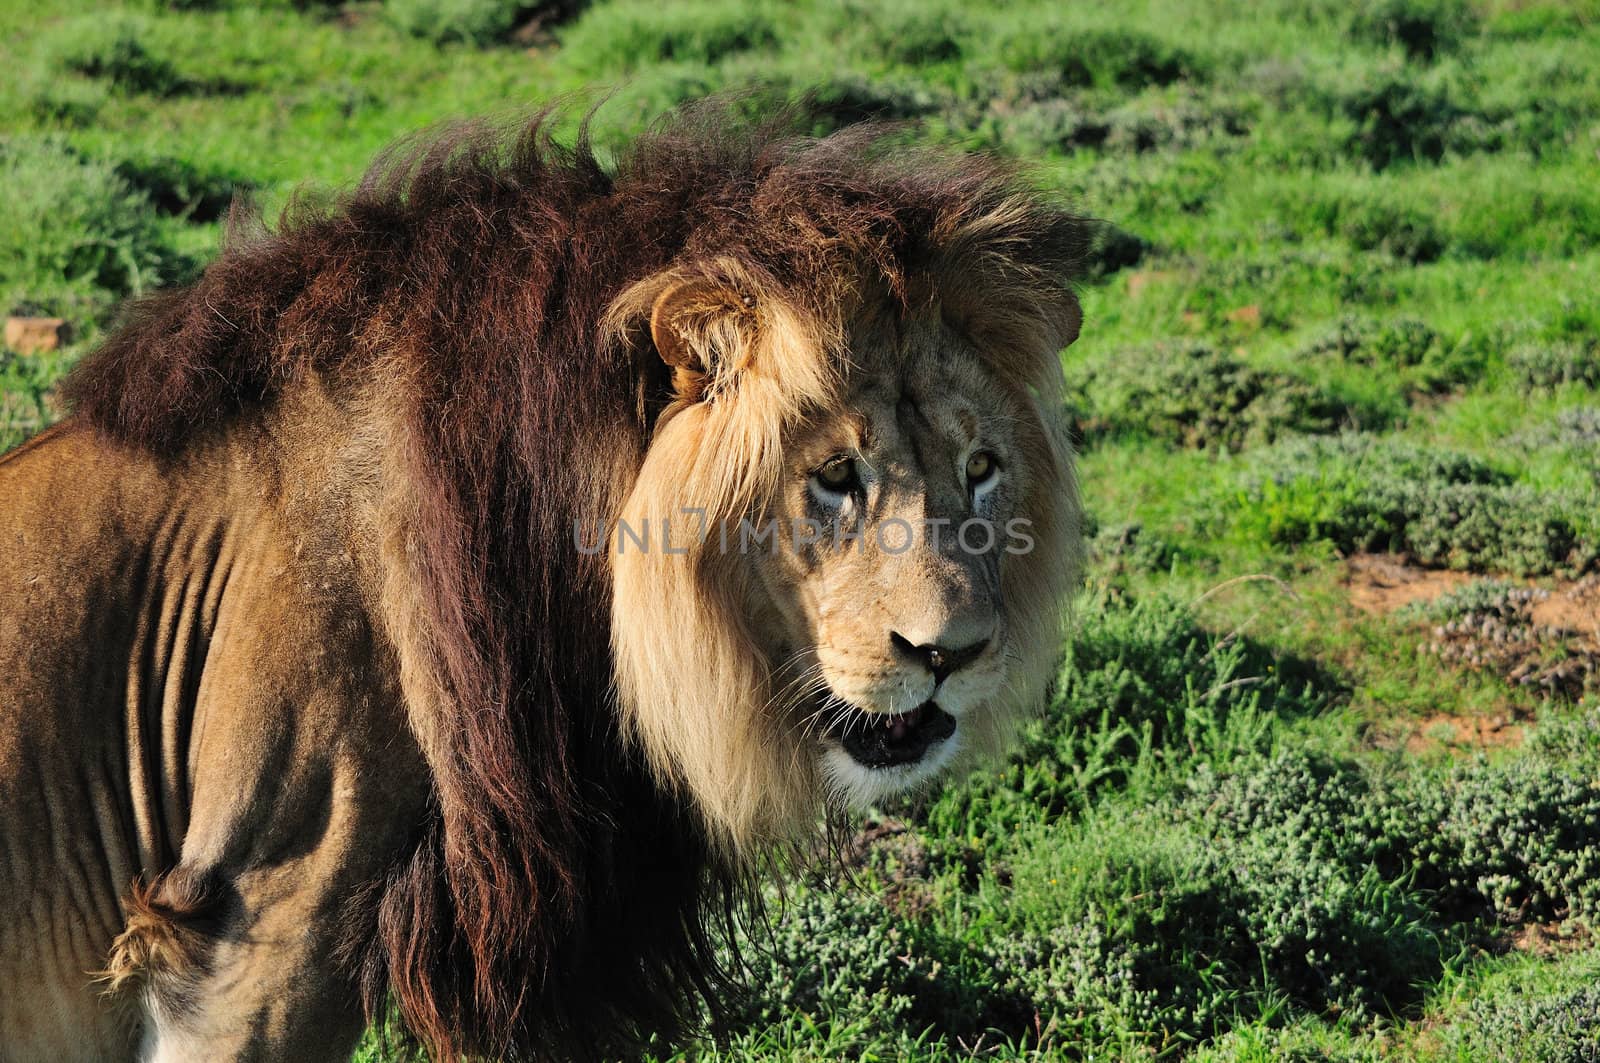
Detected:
left=0, top=104, right=1086, bottom=1062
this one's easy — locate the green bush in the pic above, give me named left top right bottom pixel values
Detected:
left=1227, top=436, right=1597, bottom=576
left=981, top=726, right=1600, bottom=1054
left=791, top=74, right=946, bottom=131
left=1335, top=196, right=1447, bottom=262
left=1336, top=68, right=1482, bottom=169
left=1077, top=342, right=1355, bottom=450
left=1346, top=0, right=1477, bottom=61
left=1432, top=981, right=1600, bottom=1062
left=998, top=821, right=1272, bottom=1048
left=1370, top=757, right=1600, bottom=923
left=559, top=1, right=780, bottom=73
left=1408, top=578, right=1530, bottom=623
left=385, top=0, right=527, bottom=45
left=1297, top=314, right=1482, bottom=389
left=730, top=887, right=1026, bottom=1048
left=1178, top=755, right=1446, bottom=1020
left=836, top=1, right=970, bottom=66
left=1509, top=342, right=1600, bottom=393
left=1524, top=702, right=1600, bottom=772
left=47, top=15, right=187, bottom=96
left=1091, top=521, right=1180, bottom=575
left=986, top=758, right=1443, bottom=1048
left=112, top=155, right=253, bottom=222
left=0, top=348, right=70, bottom=454
left=0, top=138, right=186, bottom=323
left=998, top=25, right=1211, bottom=90
left=967, top=80, right=1251, bottom=160
left=1510, top=407, right=1600, bottom=456
left=29, top=77, right=109, bottom=127
left=1181, top=248, right=1393, bottom=326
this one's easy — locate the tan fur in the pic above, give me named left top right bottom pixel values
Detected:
left=97, top=873, right=217, bottom=1003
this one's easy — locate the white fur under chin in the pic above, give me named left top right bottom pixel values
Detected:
left=818, top=728, right=963, bottom=810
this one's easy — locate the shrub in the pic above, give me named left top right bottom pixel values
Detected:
left=559, top=1, right=779, bottom=73
left=970, top=95, right=1115, bottom=156
left=1297, top=314, right=1483, bottom=389
left=1188, top=782, right=1443, bottom=1020
left=1370, top=757, right=1600, bottom=923
left=1412, top=579, right=1597, bottom=700
left=1227, top=436, right=1597, bottom=576
left=730, top=887, right=1026, bottom=1047
left=980, top=731, right=1600, bottom=1053
left=797, top=74, right=946, bottom=131
left=29, top=77, right=109, bottom=127
left=1337, top=68, right=1481, bottom=169
left=1181, top=249, right=1392, bottom=325
left=997, top=822, right=1269, bottom=1048
left=1347, top=0, right=1477, bottom=61
left=1433, top=981, right=1600, bottom=1063
left=1524, top=702, right=1600, bottom=772
left=112, top=155, right=253, bottom=222
left=1410, top=578, right=1533, bottom=622
left=386, top=0, right=526, bottom=45
left=1402, top=483, right=1589, bottom=576
left=1509, top=407, right=1600, bottom=457
left=48, top=15, right=186, bottom=96
left=992, top=758, right=1443, bottom=1046
left=0, top=348, right=70, bottom=454
left=988, top=912, right=1160, bottom=1050
left=0, top=138, right=185, bottom=323
left=725, top=658, right=1600, bottom=1060
left=1091, top=521, right=1179, bottom=575
left=998, top=25, right=1210, bottom=90
left=972, top=82, right=1250, bottom=159
left=1101, top=94, right=1253, bottom=154
left=1079, top=342, right=1354, bottom=450
left=841, top=1, right=969, bottom=66
left=1333, top=197, right=1447, bottom=262
left=1509, top=342, right=1600, bottom=393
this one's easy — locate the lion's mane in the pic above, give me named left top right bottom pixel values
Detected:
left=63, top=102, right=1086, bottom=1061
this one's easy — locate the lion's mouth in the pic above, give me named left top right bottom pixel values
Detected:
left=823, top=701, right=958, bottom=769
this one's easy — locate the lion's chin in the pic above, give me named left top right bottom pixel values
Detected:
left=817, top=702, right=962, bottom=810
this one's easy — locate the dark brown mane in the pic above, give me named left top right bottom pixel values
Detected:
left=64, top=100, right=1086, bottom=1061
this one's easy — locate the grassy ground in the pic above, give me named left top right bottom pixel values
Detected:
left=4, top=0, right=1599, bottom=1058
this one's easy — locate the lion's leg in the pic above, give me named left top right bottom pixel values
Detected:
left=107, top=864, right=370, bottom=1063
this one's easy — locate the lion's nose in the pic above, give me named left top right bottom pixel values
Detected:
left=890, top=631, right=990, bottom=686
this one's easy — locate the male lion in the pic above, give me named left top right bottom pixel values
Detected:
left=0, top=106, right=1085, bottom=1061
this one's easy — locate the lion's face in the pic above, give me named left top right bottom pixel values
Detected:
left=608, top=265, right=1080, bottom=855
left=746, top=315, right=1038, bottom=806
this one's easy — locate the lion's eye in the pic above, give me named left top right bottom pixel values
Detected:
left=965, top=450, right=997, bottom=487
left=813, top=457, right=859, bottom=495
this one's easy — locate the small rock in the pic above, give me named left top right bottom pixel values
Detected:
left=4, top=317, right=70, bottom=355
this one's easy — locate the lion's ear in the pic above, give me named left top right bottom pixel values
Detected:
left=647, top=280, right=758, bottom=402
left=648, top=281, right=704, bottom=372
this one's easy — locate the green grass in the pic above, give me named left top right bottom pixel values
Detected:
left=6, top=0, right=1600, bottom=1058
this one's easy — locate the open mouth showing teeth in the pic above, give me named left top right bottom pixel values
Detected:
left=822, top=701, right=958, bottom=768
